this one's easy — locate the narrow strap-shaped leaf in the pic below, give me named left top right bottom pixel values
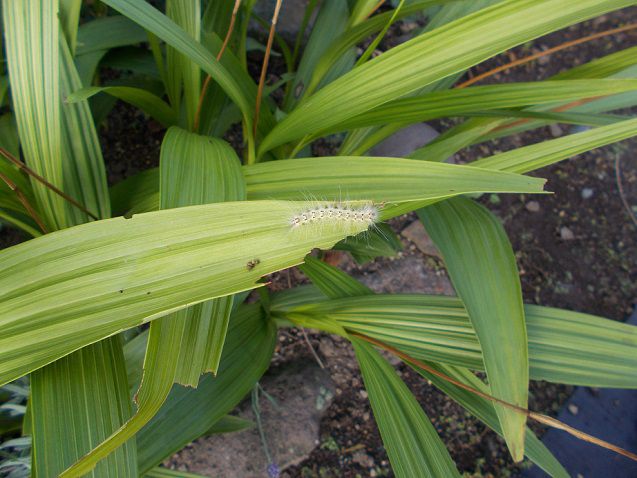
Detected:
left=3, top=0, right=65, bottom=229
left=244, top=156, right=545, bottom=204
left=474, top=116, right=637, bottom=174
left=419, top=197, right=528, bottom=461
left=59, top=0, right=82, bottom=55
left=352, top=337, right=461, bottom=477
left=109, top=155, right=547, bottom=215
left=165, top=0, right=201, bottom=130
left=30, top=336, right=137, bottom=477
left=284, top=0, right=351, bottom=110
left=75, top=15, right=147, bottom=56
left=59, top=35, right=111, bottom=221
left=334, top=222, right=403, bottom=264
left=281, top=294, right=637, bottom=388
left=411, top=362, right=568, bottom=478
left=67, top=86, right=178, bottom=127
left=334, top=79, right=637, bottom=132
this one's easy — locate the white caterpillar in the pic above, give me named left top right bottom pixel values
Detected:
left=290, top=202, right=379, bottom=230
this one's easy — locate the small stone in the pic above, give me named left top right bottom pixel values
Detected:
left=560, top=227, right=575, bottom=240
left=550, top=124, right=563, bottom=137
left=360, top=390, right=368, bottom=399
left=401, top=221, right=441, bottom=258
left=525, top=201, right=540, bottom=213
left=581, top=188, right=594, bottom=199
left=568, top=404, right=579, bottom=415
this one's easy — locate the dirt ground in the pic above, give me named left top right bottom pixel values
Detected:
left=1, top=5, right=636, bottom=478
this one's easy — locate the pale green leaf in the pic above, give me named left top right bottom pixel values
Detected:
left=0, top=200, right=375, bottom=387
left=419, top=198, right=528, bottom=461
left=334, top=79, right=637, bottom=132
left=30, top=337, right=137, bottom=477
left=3, top=0, right=65, bottom=229
left=299, top=255, right=373, bottom=299
left=108, top=155, right=547, bottom=216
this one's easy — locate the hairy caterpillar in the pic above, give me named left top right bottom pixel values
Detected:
left=289, top=201, right=380, bottom=237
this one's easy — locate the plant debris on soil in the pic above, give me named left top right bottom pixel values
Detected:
left=1, top=6, right=636, bottom=478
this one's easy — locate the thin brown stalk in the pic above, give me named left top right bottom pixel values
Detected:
left=615, top=153, right=637, bottom=229
left=0, top=170, right=48, bottom=233
left=193, top=0, right=242, bottom=132
left=366, top=0, right=387, bottom=20
left=456, top=23, right=637, bottom=89
left=301, top=328, right=325, bottom=369
left=253, top=0, right=283, bottom=139
left=0, top=147, right=98, bottom=220
left=351, top=331, right=637, bottom=463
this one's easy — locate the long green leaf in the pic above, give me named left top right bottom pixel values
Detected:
left=334, top=79, right=637, bottom=132
left=76, top=15, right=147, bottom=55
left=259, top=0, right=634, bottom=154
left=59, top=36, right=111, bottom=222
left=474, top=116, right=637, bottom=174
left=352, top=337, right=461, bottom=477
left=279, top=294, right=637, bottom=388
left=59, top=0, right=82, bottom=54
left=67, top=86, right=178, bottom=127
left=159, top=129, right=246, bottom=380
left=299, top=255, right=373, bottom=298
left=0, top=200, right=374, bottom=387
left=108, top=155, right=546, bottom=215
left=165, top=0, right=201, bottom=130
left=244, top=156, right=545, bottom=206
left=419, top=198, right=528, bottom=461
left=30, top=337, right=137, bottom=477
left=3, top=0, right=65, bottom=229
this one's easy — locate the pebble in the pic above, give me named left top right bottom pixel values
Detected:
left=581, top=188, right=594, bottom=199
left=560, top=226, right=575, bottom=240
left=525, top=201, right=540, bottom=213
left=568, top=404, right=579, bottom=415
left=550, top=124, right=563, bottom=137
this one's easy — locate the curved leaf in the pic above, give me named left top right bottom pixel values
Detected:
left=279, top=294, right=637, bottom=388
left=419, top=198, right=528, bottom=461
left=67, top=86, right=178, bottom=127
left=0, top=200, right=372, bottom=386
